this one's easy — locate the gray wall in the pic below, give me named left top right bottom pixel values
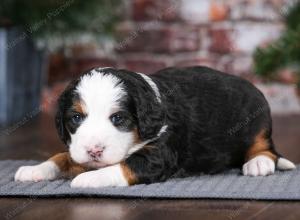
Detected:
left=0, top=27, right=45, bottom=128
left=0, top=29, right=8, bottom=125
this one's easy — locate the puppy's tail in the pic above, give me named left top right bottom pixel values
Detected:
left=277, top=157, right=296, bottom=170
left=270, top=142, right=296, bottom=170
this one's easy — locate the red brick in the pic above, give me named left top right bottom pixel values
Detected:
left=121, top=57, right=168, bottom=74
left=209, top=28, right=234, bottom=54
left=132, top=0, right=180, bottom=21
left=209, top=1, right=230, bottom=21
left=115, top=25, right=200, bottom=53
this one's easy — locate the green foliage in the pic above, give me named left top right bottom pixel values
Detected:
left=253, top=45, right=283, bottom=79
left=0, top=0, right=121, bottom=38
left=285, top=1, right=300, bottom=30
left=253, top=1, right=300, bottom=85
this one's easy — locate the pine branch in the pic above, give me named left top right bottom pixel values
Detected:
left=253, top=1, right=300, bottom=83
left=0, top=0, right=122, bottom=38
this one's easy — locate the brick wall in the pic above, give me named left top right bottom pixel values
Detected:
left=116, top=0, right=288, bottom=76
left=45, top=0, right=300, bottom=115
left=48, top=0, right=290, bottom=83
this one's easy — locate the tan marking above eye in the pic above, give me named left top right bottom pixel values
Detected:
left=73, top=100, right=87, bottom=115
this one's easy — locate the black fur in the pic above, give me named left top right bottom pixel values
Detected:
left=117, top=66, right=276, bottom=183
left=100, top=68, right=167, bottom=141
left=55, top=79, right=80, bottom=145
left=56, top=66, right=279, bottom=184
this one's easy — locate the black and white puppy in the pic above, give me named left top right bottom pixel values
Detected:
left=15, top=66, right=296, bottom=188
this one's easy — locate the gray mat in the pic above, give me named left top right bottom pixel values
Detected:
left=0, top=160, right=300, bottom=200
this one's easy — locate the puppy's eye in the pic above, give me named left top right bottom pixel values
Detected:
left=110, top=113, right=124, bottom=126
left=71, top=114, right=83, bottom=125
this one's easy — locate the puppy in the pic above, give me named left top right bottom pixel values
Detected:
left=15, top=66, right=296, bottom=188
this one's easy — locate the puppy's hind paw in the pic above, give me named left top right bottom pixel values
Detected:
left=243, top=155, right=275, bottom=176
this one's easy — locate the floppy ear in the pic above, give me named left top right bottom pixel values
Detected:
left=113, top=70, right=166, bottom=141
left=132, top=88, right=166, bottom=141
left=55, top=93, right=70, bottom=145
left=54, top=80, right=80, bottom=145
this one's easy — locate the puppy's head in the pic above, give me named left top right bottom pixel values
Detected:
left=55, top=67, right=166, bottom=168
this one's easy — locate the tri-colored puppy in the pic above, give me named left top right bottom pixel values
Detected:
left=15, top=66, right=296, bottom=188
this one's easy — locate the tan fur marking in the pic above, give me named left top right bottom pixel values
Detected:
left=132, top=128, right=142, bottom=145
left=132, top=128, right=155, bottom=149
left=73, top=101, right=86, bottom=114
left=120, top=162, right=137, bottom=185
left=143, top=145, right=156, bottom=150
left=246, top=129, right=277, bottom=161
left=49, top=152, right=87, bottom=178
left=258, top=151, right=277, bottom=161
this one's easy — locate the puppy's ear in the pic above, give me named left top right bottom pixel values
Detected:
left=132, top=88, right=166, bottom=141
left=54, top=80, right=79, bottom=145
left=113, top=70, right=166, bottom=141
left=55, top=93, right=70, bottom=145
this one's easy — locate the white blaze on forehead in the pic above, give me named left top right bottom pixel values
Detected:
left=76, top=71, right=126, bottom=114
left=69, top=68, right=168, bottom=166
left=70, top=70, right=132, bottom=165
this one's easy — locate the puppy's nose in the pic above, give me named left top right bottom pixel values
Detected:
left=87, top=146, right=105, bottom=158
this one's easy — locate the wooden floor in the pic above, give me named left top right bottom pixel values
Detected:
left=1, top=114, right=300, bottom=220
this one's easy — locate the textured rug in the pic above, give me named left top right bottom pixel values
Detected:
left=0, top=160, right=300, bottom=200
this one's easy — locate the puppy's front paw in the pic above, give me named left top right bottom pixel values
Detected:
left=71, top=171, right=103, bottom=188
left=243, top=155, right=275, bottom=176
left=15, top=161, right=59, bottom=182
left=71, top=164, right=128, bottom=188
